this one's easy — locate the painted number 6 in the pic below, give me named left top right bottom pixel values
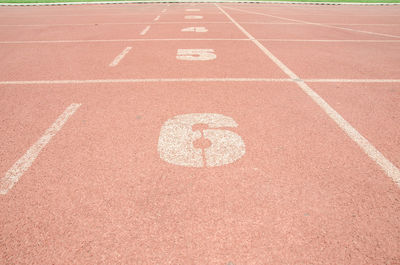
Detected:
left=158, top=113, right=245, bottom=167
left=176, top=49, right=216, bottom=61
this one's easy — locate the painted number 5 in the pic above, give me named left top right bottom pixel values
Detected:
left=158, top=113, right=245, bottom=167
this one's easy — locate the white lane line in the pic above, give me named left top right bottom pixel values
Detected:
left=241, top=22, right=400, bottom=26
left=109, top=46, right=132, bottom=67
left=154, top=15, right=160, bottom=21
left=259, top=39, right=400, bottom=43
left=258, top=39, right=400, bottom=42
left=217, top=4, right=400, bottom=187
left=0, top=38, right=249, bottom=44
left=304, top=79, right=400, bottom=83
left=1, top=22, right=398, bottom=27
left=0, top=13, right=172, bottom=18
left=0, top=78, right=292, bottom=85
left=140, top=25, right=151, bottom=36
left=0, top=103, right=81, bottom=195
left=161, top=8, right=167, bottom=13
left=0, top=22, right=231, bottom=27
left=1, top=78, right=400, bottom=85
left=223, top=6, right=400, bottom=39
left=186, top=8, right=200, bottom=11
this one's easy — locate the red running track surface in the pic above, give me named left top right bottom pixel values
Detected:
left=1, top=3, right=400, bottom=264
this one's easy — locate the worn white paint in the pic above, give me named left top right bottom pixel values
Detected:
left=185, top=15, right=203, bottom=19
left=109, top=46, right=132, bottom=67
left=217, top=4, right=400, bottom=187
left=3, top=78, right=400, bottom=86
left=223, top=6, right=400, bottom=39
left=0, top=78, right=290, bottom=85
left=176, top=49, right=216, bottom=61
left=0, top=103, right=81, bottom=195
left=158, top=113, right=245, bottom=167
left=181, top=26, right=208, bottom=32
left=140, top=25, right=151, bottom=35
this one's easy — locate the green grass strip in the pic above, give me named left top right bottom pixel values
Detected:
left=1, top=0, right=399, bottom=3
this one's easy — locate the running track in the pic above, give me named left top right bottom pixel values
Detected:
left=0, top=2, right=400, bottom=264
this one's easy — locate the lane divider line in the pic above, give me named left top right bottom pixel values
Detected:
left=0, top=103, right=81, bottom=195
left=1, top=1, right=399, bottom=7
left=0, top=39, right=399, bottom=44
left=0, top=78, right=293, bottom=85
left=304, top=79, right=400, bottom=83
left=217, top=3, right=400, bottom=187
left=1, top=22, right=399, bottom=27
left=223, top=6, right=400, bottom=39
left=0, top=38, right=250, bottom=44
left=162, top=8, right=167, bottom=13
left=1, top=78, right=400, bottom=85
left=258, top=39, right=400, bottom=42
left=140, top=25, right=151, bottom=35
left=154, top=15, right=160, bottom=21
left=0, top=22, right=233, bottom=27
left=109, top=46, right=132, bottom=67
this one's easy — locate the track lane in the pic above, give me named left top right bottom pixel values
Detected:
left=1, top=82, right=400, bottom=264
left=1, top=3, right=400, bottom=265
left=0, top=41, right=287, bottom=80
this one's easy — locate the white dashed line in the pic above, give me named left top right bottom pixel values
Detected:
left=109, top=46, right=132, bottom=67
left=0, top=103, right=81, bottom=195
left=154, top=15, right=160, bottom=21
left=140, top=25, right=151, bottom=35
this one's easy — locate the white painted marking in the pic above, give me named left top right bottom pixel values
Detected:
left=3, top=22, right=399, bottom=27
left=161, top=8, right=167, bottom=13
left=304, top=79, right=400, bottom=83
left=185, top=15, right=203, bottom=20
left=158, top=113, right=245, bottom=167
left=0, top=78, right=291, bottom=85
left=217, top=4, right=400, bottom=187
left=241, top=22, right=400, bottom=26
left=0, top=103, right=81, bottom=195
left=223, top=6, right=400, bottom=39
left=140, top=25, right=151, bottom=35
left=186, top=8, right=200, bottom=11
left=181, top=26, right=208, bottom=33
left=109, top=46, right=132, bottom=67
left=259, top=39, right=400, bottom=43
left=176, top=49, right=216, bottom=61
left=0, top=38, right=249, bottom=44
left=154, top=15, right=160, bottom=21
left=0, top=22, right=232, bottom=27
left=3, top=78, right=400, bottom=86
